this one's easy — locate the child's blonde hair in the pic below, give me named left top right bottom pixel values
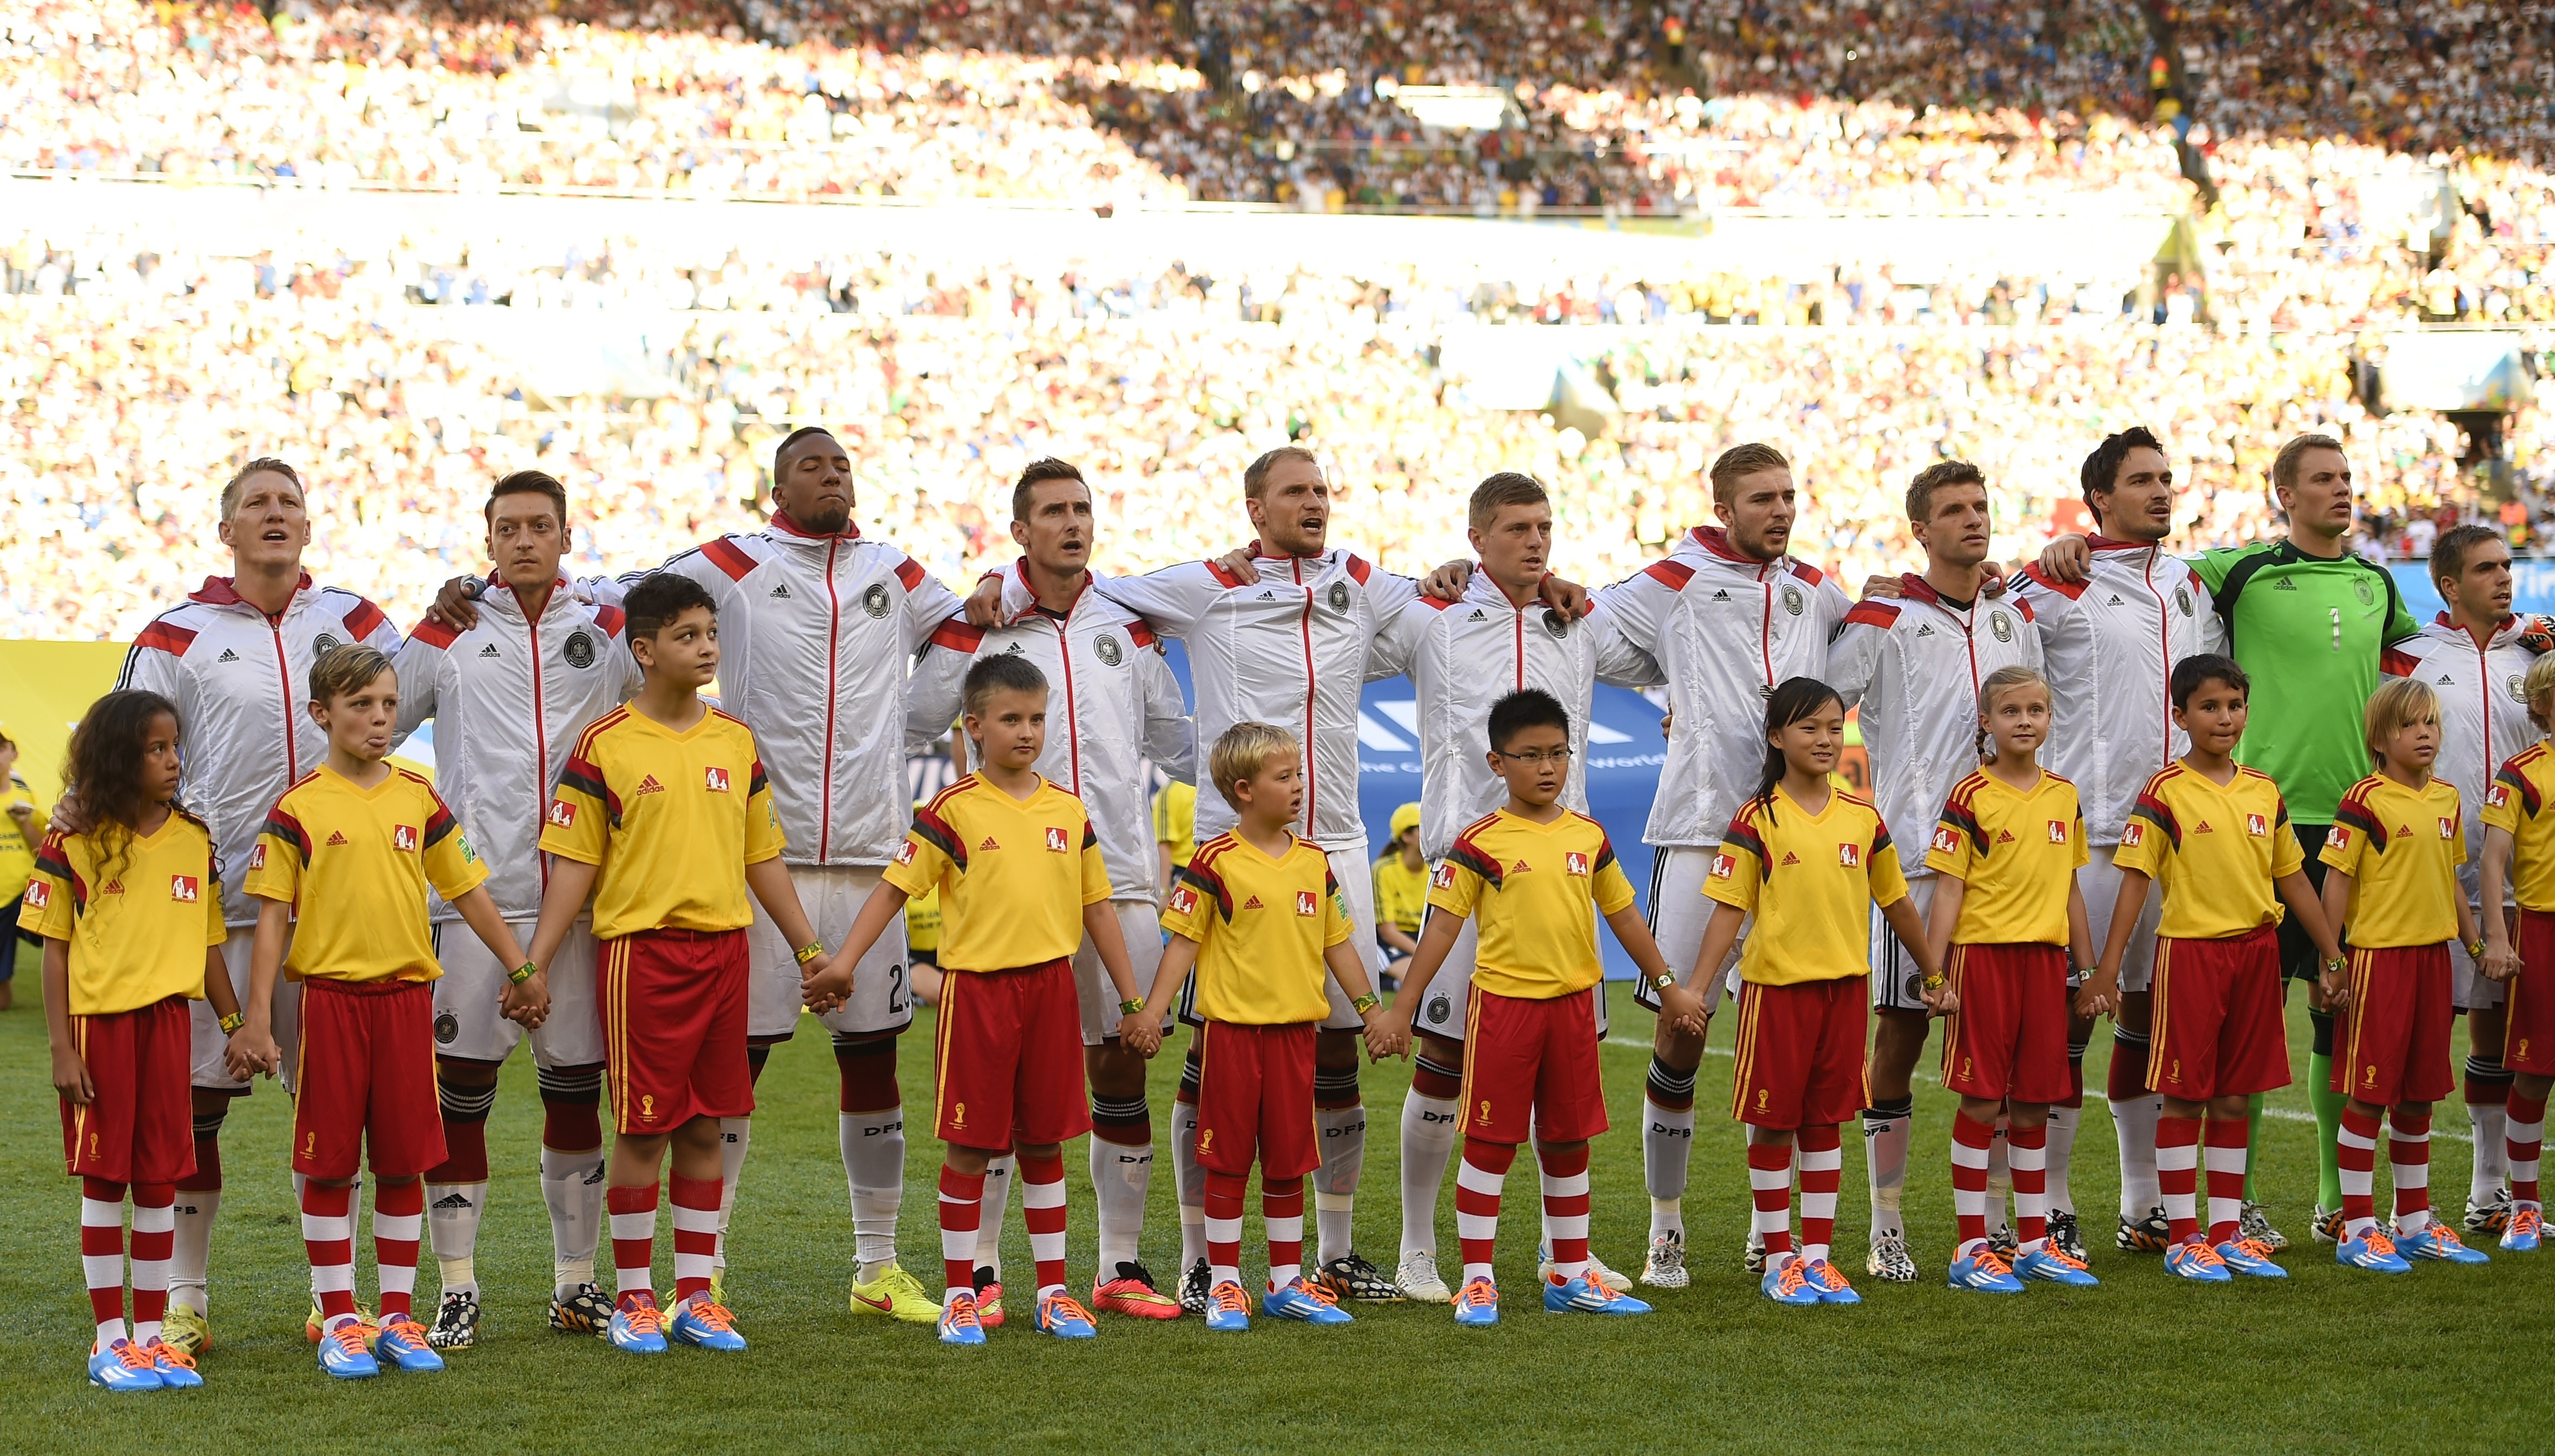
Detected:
left=2527, top=653, right=2555, bottom=734
left=1207, top=722, right=1299, bottom=812
left=309, top=643, right=393, bottom=707
left=1973, top=664, right=2051, bottom=763
left=2362, top=676, right=2440, bottom=765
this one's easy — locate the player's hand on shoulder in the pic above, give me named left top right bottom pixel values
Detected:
left=51, top=1045, right=93, bottom=1104
left=962, top=573, right=1003, bottom=627
left=47, top=789, right=90, bottom=837
left=1859, top=574, right=1903, bottom=600
left=428, top=574, right=484, bottom=631
left=1979, top=561, right=2010, bottom=598
left=2036, top=534, right=2091, bottom=585
left=1538, top=572, right=1592, bottom=619
left=1420, top=560, right=1471, bottom=602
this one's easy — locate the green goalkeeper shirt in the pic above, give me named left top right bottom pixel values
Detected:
left=2192, top=539, right=2419, bottom=825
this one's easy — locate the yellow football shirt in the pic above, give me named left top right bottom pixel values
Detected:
left=1427, top=809, right=1636, bottom=1000
left=1373, top=851, right=1429, bottom=937
left=1923, top=770, right=2089, bottom=947
left=1161, top=831, right=1353, bottom=1024
left=884, top=774, right=1111, bottom=972
left=2115, top=762, right=2304, bottom=941
left=540, top=706, right=785, bottom=941
left=245, top=764, right=487, bottom=983
left=0, top=772, right=46, bottom=904
left=1706, top=786, right=1909, bottom=987
left=1153, top=782, right=1197, bottom=873
left=2320, top=773, right=2463, bottom=948
left=25, top=818, right=225, bottom=1015
left=2484, top=743, right=2555, bottom=911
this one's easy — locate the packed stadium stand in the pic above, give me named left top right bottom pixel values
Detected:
left=5, top=0, right=2555, bottom=638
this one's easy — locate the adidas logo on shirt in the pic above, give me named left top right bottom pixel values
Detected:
left=1467, top=608, right=1487, bottom=621
left=1711, top=590, right=1731, bottom=601
left=770, top=585, right=791, bottom=598
left=2194, top=820, right=2215, bottom=833
left=978, top=836, right=1000, bottom=851
left=1510, top=859, right=1531, bottom=874
left=2273, top=578, right=2299, bottom=591
left=635, top=775, right=666, bottom=796
left=479, top=644, right=501, bottom=658
left=2107, top=594, right=2125, bottom=605
left=1916, top=624, right=1936, bottom=636
left=1779, top=851, right=1800, bottom=866
left=326, top=831, right=349, bottom=846
left=2437, top=675, right=2454, bottom=685
left=1257, top=590, right=1277, bottom=600
left=216, top=648, right=240, bottom=663
left=1242, top=895, right=1265, bottom=909
left=1995, top=830, right=2016, bottom=843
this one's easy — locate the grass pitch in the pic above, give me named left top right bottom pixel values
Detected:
left=2, top=939, right=2547, bottom=1453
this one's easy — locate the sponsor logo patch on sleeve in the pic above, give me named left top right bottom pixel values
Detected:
left=1930, top=825, right=1960, bottom=855
left=24, top=879, right=49, bottom=909
left=2488, top=784, right=2512, bottom=809
left=1430, top=863, right=1457, bottom=890
left=1709, top=852, right=1737, bottom=880
left=546, top=800, right=576, bottom=830
left=2121, top=822, right=2144, bottom=849
left=892, top=839, right=918, bottom=866
left=1167, top=885, right=1197, bottom=916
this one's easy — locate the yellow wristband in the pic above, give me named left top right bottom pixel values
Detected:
left=795, top=942, right=824, bottom=966
left=218, top=1011, right=245, bottom=1035
left=507, top=962, right=537, bottom=985
left=1922, top=974, right=1946, bottom=991
left=1350, top=992, right=1382, bottom=1015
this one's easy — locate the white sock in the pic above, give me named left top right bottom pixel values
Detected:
left=170, top=1187, right=219, bottom=1316
left=1313, top=1102, right=1366, bottom=1265
left=1641, top=1097, right=1695, bottom=1240
left=840, top=1108, right=907, bottom=1282
left=2045, top=1104, right=2081, bottom=1216
left=540, top=1146, right=605, bottom=1296
left=1172, top=1098, right=1205, bottom=1271
left=1397, top=1091, right=1461, bottom=1258
left=712, top=1117, right=749, bottom=1273
left=975, top=1155, right=1013, bottom=1279
left=2471, top=1103, right=2510, bottom=1204
left=1090, top=1133, right=1152, bottom=1275
left=1985, top=1117, right=2011, bottom=1230
left=1863, top=1103, right=1912, bottom=1240
left=425, top=1180, right=487, bottom=1300
left=2112, top=1092, right=2163, bottom=1217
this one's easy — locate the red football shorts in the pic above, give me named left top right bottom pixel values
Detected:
left=2334, top=943, right=2455, bottom=1106
left=1940, top=943, right=2072, bottom=1104
left=2507, top=910, right=2555, bottom=1077
left=1460, top=986, right=1609, bottom=1146
left=2148, top=926, right=2290, bottom=1102
left=932, top=959, right=1090, bottom=1151
left=62, top=995, right=196, bottom=1186
left=1194, top=1020, right=1318, bottom=1179
left=602, top=928, right=754, bottom=1137
left=294, top=978, right=445, bottom=1180
left=1729, top=976, right=1868, bottom=1130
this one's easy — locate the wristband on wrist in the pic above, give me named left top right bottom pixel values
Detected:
left=794, top=942, right=824, bottom=966
left=1922, top=973, right=1946, bottom=990
left=1350, top=991, right=1382, bottom=1016
left=2469, top=939, right=2489, bottom=963
left=1119, top=996, right=1146, bottom=1017
left=1647, top=970, right=1678, bottom=992
left=507, top=961, right=538, bottom=985
left=218, top=1011, right=245, bottom=1035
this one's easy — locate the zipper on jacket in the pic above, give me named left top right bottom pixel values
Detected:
left=818, top=541, right=841, bottom=862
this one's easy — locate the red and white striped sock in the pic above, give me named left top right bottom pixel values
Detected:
left=1018, top=1150, right=1069, bottom=1300
left=2338, top=1105, right=2381, bottom=1236
left=1204, top=1169, right=1247, bottom=1290
left=2155, top=1115, right=2201, bottom=1245
left=129, top=1183, right=173, bottom=1347
left=1455, top=1138, right=1516, bottom=1285
left=81, top=1177, right=127, bottom=1347
left=1264, top=1175, right=1306, bottom=1290
left=301, top=1179, right=359, bottom=1330
left=1798, top=1125, right=1842, bottom=1264
left=607, top=1181, right=659, bottom=1307
left=1538, top=1143, right=1592, bottom=1280
left=936, top=1165, right=982, bottom=1301
left=1747, top=1141, right=1795, bottom=1269
left=1950, top=1111, right=1994, bottom=1254
left=669, top=1174, right=721, bottom=1305
left=2203, top=1117, right=2248, bottom=1246
left=2008, top=1122, right=2049, bottom=1252
left=372, top=1179, right=424, bottom=1322
left=2508, top=1090, right=2546, bottom=1207
left=2389, top=1109, right=2433, bottom=1236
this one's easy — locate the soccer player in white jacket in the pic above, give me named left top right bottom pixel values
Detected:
left=2008, top=428, right=2222, bottom=1258
left=1590, top=442, right=1853, bottom=1288
left=430, top=427, right=960, bottom=1321
left=906, top=459, right=1196, bottom=1322
left=1364, top=471, right=1667, bottom=1301
left=2385, top=524, right=2546, bottom=1232
left=114, top=457, right=404, bottom=1352
left=1828, top=461, right=2043, bottom=1282
left=396, top=471, right=643, bottom=1347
